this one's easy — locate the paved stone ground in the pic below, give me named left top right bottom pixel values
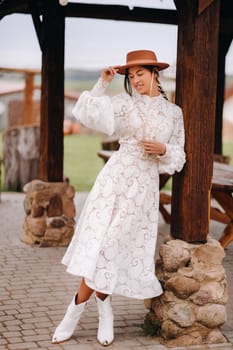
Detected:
left=0, top=192, right=233, bottom=350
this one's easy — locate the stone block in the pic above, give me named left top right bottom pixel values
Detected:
left=160, top=319, right=184, bottom=339
left=191, top=245, right=225, bottom=269
left=190, top=280, right=228, bottom=305
left=62, top=198, right=76, bottom=218
left=47, top=217, right=66, bottom=228
left=165, top=275, right=200, bottom=299
left=65, top=185, right=75, bottom=199
left=31, top=200, right=44, bottom=217
left=150, top=238, right=228, bottom=347
left=167, top=302, right=196, bottom=327
left=24, top=216, right=46, bottom=237
left=196, top=304, right=227, bottom=328
left=47, top=194, right=63, bottom=217
left=159, top=244, right=191, bottom=272
left=23, top=180, right=76, bottom=247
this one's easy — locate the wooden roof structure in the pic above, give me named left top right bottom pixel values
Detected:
left=0, top=0, right=233, bottom=243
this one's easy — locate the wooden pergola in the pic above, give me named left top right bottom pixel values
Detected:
left=1, top=0, right=233, bottom=243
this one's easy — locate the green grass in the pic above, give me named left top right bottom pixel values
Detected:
left=0, top=131, right=104, bottom=192
left=223, top=142, right=233, bottom=163
left=64, top=134, right=103, bottom=191
left=0, top=129, right=233, bottom=192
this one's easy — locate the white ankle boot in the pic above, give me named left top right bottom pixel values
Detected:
left=52, top=295, right=86, bottom=344
left=96, top=295, right=114, bottom=346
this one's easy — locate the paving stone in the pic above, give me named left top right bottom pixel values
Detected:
left=8, top=336, right=24, bottom=344
left=21, top=329, right=37, bottom=336
left=7, top=342, right=38, bottom=349
left=2, top=331, right=22, bottom=338
left=62, top=344, right=95, bottom=350
left=1, top=192, right=233, bottom=350
left=0, top=337, right=8, bottom=345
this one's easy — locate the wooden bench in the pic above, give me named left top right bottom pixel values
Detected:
left=211, top=161, right=233, bottom=248
left=98, top=148, right=233, bottom=249
left=158, top=161, right=233, bottom=249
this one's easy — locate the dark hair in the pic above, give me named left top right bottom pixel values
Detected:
left=124, top=65, right=168, bottom=100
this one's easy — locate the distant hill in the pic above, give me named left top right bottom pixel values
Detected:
left=226, top=75, right=233, bottom=89
left=65, top=68, right=124, bottom=94
left=65, top=69, right=100, bottom=81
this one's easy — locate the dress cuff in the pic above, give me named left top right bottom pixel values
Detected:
left=90, top=78, right=110, bottom=97
left=157, top=144, right=170, bottom=160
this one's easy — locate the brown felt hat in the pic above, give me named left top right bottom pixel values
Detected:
left=116, top=50, right=169, bottom=75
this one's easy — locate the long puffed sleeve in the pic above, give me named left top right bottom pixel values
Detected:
left=72, top=78, right=115, bottom=135
left=158, top=105, right=186, bottom=175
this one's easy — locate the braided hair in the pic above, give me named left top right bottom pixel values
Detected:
left=124, top=65, right=168, bottom=100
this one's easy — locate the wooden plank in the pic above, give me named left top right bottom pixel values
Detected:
left=0, top=1, right=178, bottom=25
left=65, top=4, right=178, bottom=25
left=22, top=72, right=34, bottom=125
left=210, top=207, right=230, bottom=224
left=198, top=0, right=214, bottom=15
left=0, top=67, right=40, bottom=74
left=30, top=1, right=43, bottom=51
left=0, top=0, right=29, bottom=19
left=1, top=1, right=232, bottom=35
left=220, top=19, right=233, bottom=35
left=212, top=190, right=233, bottom=218
left=219, top=222, right=233, bottom=248
left=219, top=1, right=233, bottom=35
left=172, top=0, right=221, bottom=242
left=212, top=162, right=233, bottom=191
left=39, top=0, right=64, bottom=182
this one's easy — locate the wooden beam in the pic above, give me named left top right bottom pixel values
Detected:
left=0, top=0, right=29, bottom=19
left=39, top=0, right=65, bottom=182
left=220, top=0, right=233, bottom=35
left=198, top=0, right=214, bottom=15
left=0, top=1, right=178, bottom=25
left=29, top=0, right=44, bottom=51
left=0, top=67, right=40, bottom=74
left=65, top=3, right=178, bottom=25
left=171, top=0, right=221, bottom=242
left=220, top=19, right=233, bottom=35
left=1, top=0, right=232, bottom=32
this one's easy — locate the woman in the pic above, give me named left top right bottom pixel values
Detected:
left=52, top=50, right=186, bottom=346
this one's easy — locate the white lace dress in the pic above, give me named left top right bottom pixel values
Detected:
left=62, top=78, right=186, bottom=299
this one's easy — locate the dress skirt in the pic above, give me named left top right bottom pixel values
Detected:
left=62, top=144, right=163, bottom=299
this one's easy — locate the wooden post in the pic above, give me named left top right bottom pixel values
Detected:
left=171, top=0, right=220, bottom=242
left=39, top=0, right=65, bottom=181
left=22, top=72, right=34, bottom=125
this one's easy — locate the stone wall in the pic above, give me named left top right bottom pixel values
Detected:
left=148, top=237, right=228, bottom=347
left=23, top=179, right=76, bottom=247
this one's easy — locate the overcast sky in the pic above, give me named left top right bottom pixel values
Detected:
left=0, top=0, right=233, bottom=74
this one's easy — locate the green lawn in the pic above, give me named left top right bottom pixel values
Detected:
left=0, top=130, right=233, bottom=192
left=0, top=132, right=104, bottom=192
left=223, top=143, right=233, bottom=163
left=64, top=134, right=103, bottom=191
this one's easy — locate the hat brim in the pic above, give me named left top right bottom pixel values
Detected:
left=115, top=61, right=169, bottom=75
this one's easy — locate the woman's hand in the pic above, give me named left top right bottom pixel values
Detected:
left=140, top=140, right=166, bottom=156
left=101, top=66, right=119, bottom=83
